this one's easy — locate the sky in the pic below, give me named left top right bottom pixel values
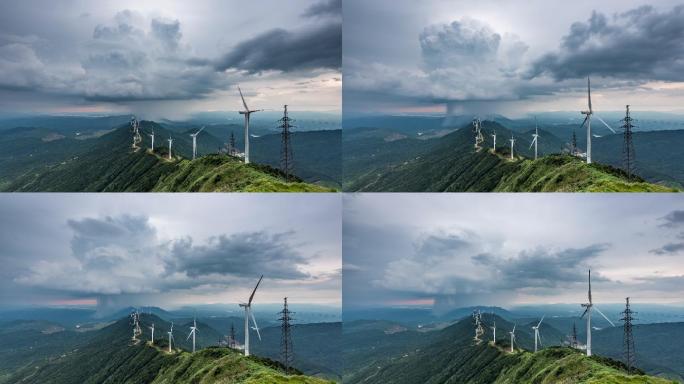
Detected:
left=0, top=0, right=341, bottom=119
left=343, top=0, right=684, bottom=116
left=344, top=194, right=684, bottom=312
left=0, top=194, right=341, bottom=311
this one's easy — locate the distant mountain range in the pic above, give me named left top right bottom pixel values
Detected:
left=344, top=118, right=683, bottom=192
left=343, top=314, right=682, bottom=383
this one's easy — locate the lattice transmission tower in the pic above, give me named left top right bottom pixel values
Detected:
left=621, top=105, right=636, bottom=179
left=278, top=105, right=295, bottom=181
left=620, top=297, right=637, bottom=374
left=278, top=297, right=295, bottom=374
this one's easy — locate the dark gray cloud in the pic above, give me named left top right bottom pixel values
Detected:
left=650, top=242, right=684, bottom=255
left=302, top=0, right=341, bottom=18
left=529, top=5, right=684, bottom=81
left=472, top=244, right=610, bottom=289
left=166, top=231, right=309, bottom=279
left=659, top=210, right=684, bottom=228
left=214, top=21, right=341, bottom=74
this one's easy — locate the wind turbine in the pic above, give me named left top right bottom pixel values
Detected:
left=532, top=315, right=545, bottom=352
left=186, top=316, right=199, bottom=353
left=510, top=134, right=516, bottom=160
left=190, top=126, right=205, bottom=160
left=491, top=319, right=497, bottom=344
left=580, top=78, right=616, bottom=164
left=239, top=275, right=263, bottom=356
left=491, top=131, right=497, bottom=153
left=149, top=323, right=155, bottom=345
left=238, top=86, right=263, bottom=164
left=167, top=137, right=173, bottom=160
left=509, top=324, right=517, bottom=353
left=580, top=269, right=615, bottom=356
left=167, top=322, right=175, bottom=353
left=149, top=129, right=155, bottom=152
left=530, top=117, right=539, bottom=160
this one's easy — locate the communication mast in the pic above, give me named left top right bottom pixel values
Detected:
left=278, top=105, right=295, bottom=181
left=278, top=297, right=295, bottom=374
left=621, top=105, right=636, bottom=179
left=620, top=297, right=637, bottom=374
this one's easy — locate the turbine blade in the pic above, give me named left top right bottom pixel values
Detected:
left=594, top=307, right=616, bottom=327
left=580, top=308, right=589, bottom=319
left=588, top=270, right=592, bottom=304
left=537, top=315, right=545, bottom=328
left=250, top=311, right=261, bottom=341
left=186, top=331, right=192, bottom=340
left=580, top=115, right=589, bottom=129
left=595, top=116, right=616, bottom=134
left=196, top=126, right=205, bottom=135
left=238, top=86, right=249, bottom=111
left=587, top=77, right=592, bottom=112
left=248, top=275, right=264, bottom=305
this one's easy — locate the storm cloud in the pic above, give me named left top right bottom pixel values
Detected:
left=529, top=6, right=684, bottom=81
left=214, top=21, right=341, bottom=74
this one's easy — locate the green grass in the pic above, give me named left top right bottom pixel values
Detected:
left=495, top=347, right=677, bottom=384
left=494, top=155, right=677, bottom=192
left=151, top=154, right=335, bottom=192
left=151, top=348, right=333, bottom=384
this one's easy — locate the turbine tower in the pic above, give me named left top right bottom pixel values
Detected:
left=530, top=118, right=540, bottom=160
left=532, top=315, right=545, bottom=352
left=190, top=126, right=205, bottom=160
left=240, top=275, right=263, bottom=356
left=580, top=78, right=616, bottom=164
left=491, top=131, right=497, bottom=153
left=491, top=319, right=497, bottom=344
left=149, top=323, right=155, bottom=345
left=167, top=322, right=175, bottom=353
left=186, top=316, right=198, bottom=353
left=509, top=324, right=516, bottom=353
left=167, top=137, right=173, bottom=160
left=238, top=86, right=263, bottom=164
left=509, top=134, right=516, bottom=160
left=149, top=129, right=155, bottom=153
left=580, top=269, right=615, bottom=356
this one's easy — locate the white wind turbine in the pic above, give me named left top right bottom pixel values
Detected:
left=167, top=322, right=175, bottom=353
left=509, top=134, right=516, bottom=160
left=530, top=118, right=540, bottom=160
left=149, top=129, right=155, bottom=153
left=491, top=131, right=497, bottom=153
left=149, top=323, right=155, bottom=345
left=580, top=78, right=616, bottom=164
left=580, top=269, right=615, bottom=356
left=240, top=275, right=263, bottom=356
left=167, top=137, right=173, bottom=160
left=238, top=86, right=263, bottom=164
left=491, top=319, right=497, bottom=345
left=190, top=126, right=205, bottom=160
left=532, top=315, right=545, bottom=352
left=509, top=324, right=517, bottom=353
left=186, top=316, right=199, bottom=353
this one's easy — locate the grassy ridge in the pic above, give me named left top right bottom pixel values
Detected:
left=151, top=348, right=333, bottom=384
left=495, top=347, right=676, bottom=384
left=494, top=155, right=676, bottom=192
left=152, top=154, right=333, bottom=192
